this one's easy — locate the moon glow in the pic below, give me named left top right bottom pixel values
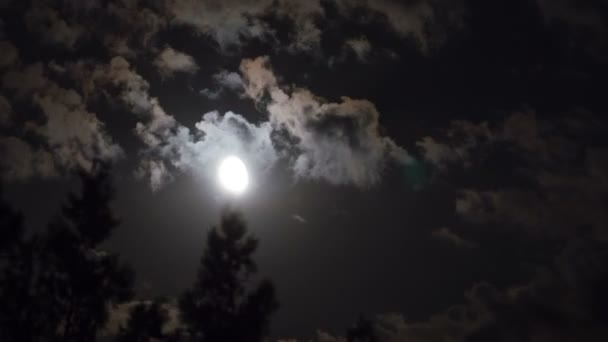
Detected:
left=218, top=156, right=249, bottom=195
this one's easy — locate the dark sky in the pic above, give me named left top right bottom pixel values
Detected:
left=1, top=0, right=608, bottom=340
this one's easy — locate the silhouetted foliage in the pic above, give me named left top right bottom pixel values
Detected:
left=347, top=316, right=378, bottom=342
left=117, top=301, right=170, bottom=342
left=0, top=166, right=134, bottom=342
left=0, top=191, right=44, bottom=342
left=178, top=211, right=279, bottom=342
left=0, top=187, right=23, bottom=253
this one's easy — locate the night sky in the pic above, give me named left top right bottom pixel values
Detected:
left=1, top=0, right=608, bottom=340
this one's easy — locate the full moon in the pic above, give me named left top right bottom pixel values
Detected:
left=218, top=156, right=249, bottom=195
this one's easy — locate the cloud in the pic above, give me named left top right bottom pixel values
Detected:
left=71, top=56, right=178, bottom=151
left=360, top=0, right=434, bottom=49
left=214, top=70, right=245, bottom=92
left=25, top=5, right=83, bottom=49
left=318, top=236, right=608, bottom=342
left=0, top=60, right=123, bottom=180
left=0, top=136, right=57, bottom=181
left=200, top=88, right=222, bottom=100
left=424, top=109, right=608, bottom=240
left=416, top=120, right=492, bottom=168
left=275, top=1, right=325, bottom=53
left=336, top=0, right=467, bottom=53
left=431, top=227, right=477, bottom=248
left=344, top=36, right=372, bottom=62
left=138, top=110, right=277, bottom=190
left=239, top=56, right=278, bottom=101
left=135, top=159, right=173, bottom=192
left=292, top=214, right=307, bottom=224
left=69, top=54, right=412, bottom=190
left=240, top=56, right=413, bottom=187
left=81, top=56, right=153, bottom=113
left=164, top=0, right=462, bottom=55
left=167, top=0, right=274, bottom=50
left=200, top=70, right=245, bottom=99
left=0, top=95, right=11, bottom=126
left=134, top=99, right=177, bottom=148
left=52, top=53, right=407, bottom=190
left=170, top=0, right=321, bottom=56
left=66, top=57, right=277, bottom=191
left=536, top=0, right=607, bottom=55
left=2, top=62, right=49, bottom=96
left=154, top=46, right=199, bottom=76
left=106, top=2, right=167, bottom=48
left=0, top=40, right=18, bottom=68
left=165, top=0, right=326, bottom=53
left=27, top=84, right=123, bottom=172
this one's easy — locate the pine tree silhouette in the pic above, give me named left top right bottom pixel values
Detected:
left=44, top=167, right=134, bottom=341
left=0, top=185, right=23, bottom=253
left=0, top=166, right=134, bottom=341
left=178, top=211, right=279, bottom=342
left=117, top=301, right=170, bottom=342
left=0, top=188, right=44, bottom=342
left=347, top=316, right=378, bottom=342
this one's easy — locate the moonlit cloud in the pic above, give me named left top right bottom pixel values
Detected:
left=0, top=62, right=121, bottom=180
left=240, top=56, right=413, bottom=187
left=200, top=70, right=245, bottom=99
left=344, top=36, right=372, bottom=62
left=29, top=85, right=123, bottom=171
left=138, top=111, right=277, bottom=190
left=154, top=46, right=199, bottom=76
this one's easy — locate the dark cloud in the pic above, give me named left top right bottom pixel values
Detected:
left=2, top=63, right=48, bottom=96
left=336, top=0, right=467, bottom=53
left=431, top=227, right=477, bottom=249
left=164, top=0, right=465, bottom=55
left=0, top=40, right=17, bottom=68
left=25, top=5, right=83, bottom=49
left=0, top=136, right=56, bottom=181
left=416, top=121, right=492, bottom=169
left=0, top=95, right=10, bottom=125
left=419, top=109, right=608, bottom=240
left=536, top=0, right=608, bottom=55
left=308, top=236, right=608, bottom=342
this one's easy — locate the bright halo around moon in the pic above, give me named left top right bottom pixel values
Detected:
left=218, top=156, right=249, bottom=195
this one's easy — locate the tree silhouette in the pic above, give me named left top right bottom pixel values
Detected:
left=347, top=316, right=378, bottom=342
left=0, top=189, right=44, bottom=341
left=0, top=166, right=134, bottom=341
left=44, top=168, right=134, bottom=341
left=0, top=186, right=23, bottom=253
left=117, top=301, right=170, bottom=342
left=178, top=211, right=279, bottom=342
